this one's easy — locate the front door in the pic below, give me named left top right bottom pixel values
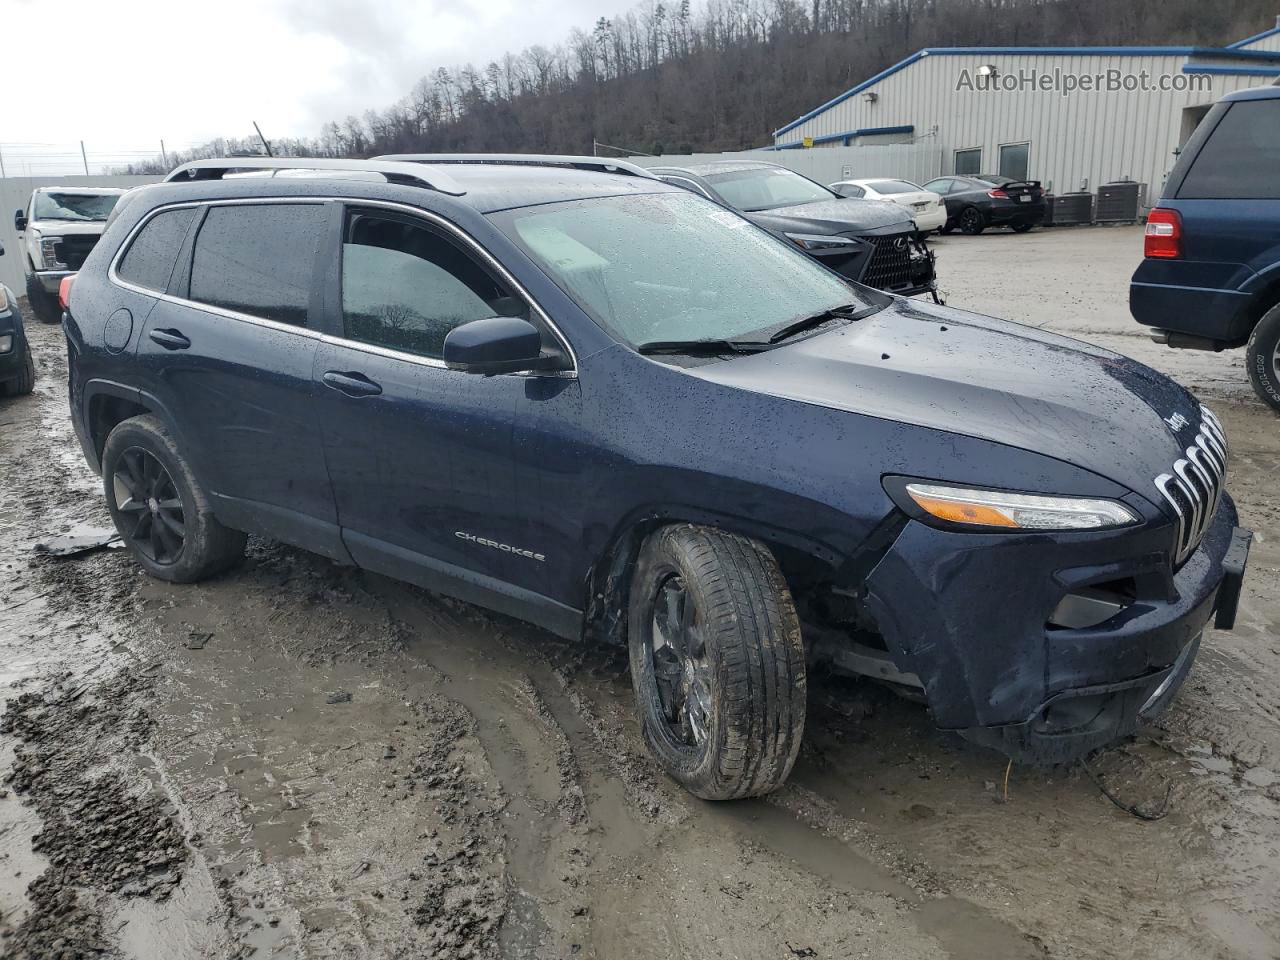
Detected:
left=314, top=205, right=574, bottom=631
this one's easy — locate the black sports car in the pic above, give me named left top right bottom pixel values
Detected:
left=922, top=174, right=1045, bottom=235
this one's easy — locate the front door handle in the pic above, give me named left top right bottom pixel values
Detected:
left=322, top=370, right=383, bottom=398
left=148, top=328, right=190, bottom=350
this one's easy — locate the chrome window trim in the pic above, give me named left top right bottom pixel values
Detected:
left=108, top=195, right=578, bottom=378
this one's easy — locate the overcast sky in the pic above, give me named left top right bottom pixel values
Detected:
left=0, top=0, right=622, bottom=175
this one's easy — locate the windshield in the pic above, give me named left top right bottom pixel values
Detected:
left=33, top=192, right=120, bottom=222
left=490, top=192, right=872, bottom=347
left=869, top=180, right=922, bottom=195
left=704, top=167, right=835, bottom=212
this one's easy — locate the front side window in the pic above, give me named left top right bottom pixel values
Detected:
left=33, top=192, right=120, bottom=222
left=704, top=167, right=835, bottom=212
left=116, top=208, right=197, bottom=293
left=341, top=211, right=525, bottom=359
left=491, top=192, right=873, bottom=347
left=954, top=148, right=983, bottom=176
left=1180, top=100, right=1280, bottom=200
left=189, top=203, right=327, bottom=327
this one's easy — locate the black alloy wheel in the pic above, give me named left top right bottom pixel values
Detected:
left=647, top=574, right=713, bottom=749
left=112, top=446, right=186, bottom=564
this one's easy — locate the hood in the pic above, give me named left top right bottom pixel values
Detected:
left=690, top=299, right=1203, bottom=499
left=29, top=220, right=108, bottom=237
left=749, top=198, right=913, bottom=235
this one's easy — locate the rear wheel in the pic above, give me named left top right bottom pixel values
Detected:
left=102, top=415, right=246, bottom=582
left=628, top=525, right=806, bottom=800
left=958, top=207, right=986, bottom=235
left=1246, top=303, right=1280, bottom=414
left=24, top=273, right=60, bottom=324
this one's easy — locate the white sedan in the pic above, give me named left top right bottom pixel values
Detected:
left=828, top=178, right=948, bottom=232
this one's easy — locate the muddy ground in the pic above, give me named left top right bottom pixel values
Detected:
left=1, top=224, right=1277, bottom=960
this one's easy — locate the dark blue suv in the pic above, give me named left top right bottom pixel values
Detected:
left=65, top=155, right=1249, bottom=799
left=1130, top=86, right=1280, bottom=411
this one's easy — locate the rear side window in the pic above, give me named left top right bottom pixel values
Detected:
left=1180, top=100, right=1280, bottom=200
left=189, top=204, right=327, bottom=327
left=116, top=208, right=196, bottom=293
left=341, top=210, right=526, bottom=359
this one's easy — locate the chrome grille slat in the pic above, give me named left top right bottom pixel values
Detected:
left=1154, top=405, right=1228, bottom=565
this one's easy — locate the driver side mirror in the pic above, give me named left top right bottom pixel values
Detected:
left=443, top=316, right=561, bottom=375
left=14, top=210, right=27, bottom=232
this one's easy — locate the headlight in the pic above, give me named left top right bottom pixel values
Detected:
left=0, top=334, right=12, bottom=353
left=40, top=237, right=66, bottom=270
left=0, top=286, right=8, bottom=311
left=901, top=482, right=1139, bottom=531
left=785, top=232, right=859, bottom=252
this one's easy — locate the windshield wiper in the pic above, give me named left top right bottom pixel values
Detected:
left=635, top=338, right=774, bottom=356
left=765, top=303, right=883, bottom=344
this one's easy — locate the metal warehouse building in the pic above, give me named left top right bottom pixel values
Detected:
left=772, top=21, right=1280, bottom=206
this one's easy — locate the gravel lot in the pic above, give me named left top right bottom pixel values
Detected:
left=1, top=223, right=1277, bottom=960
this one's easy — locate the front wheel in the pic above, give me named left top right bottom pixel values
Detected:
left=628, top=525, right=806, bottom=800
left=1011, top=222, right=1034, bottom=234
left=4, top=341, right=35, bottom=396
left=1246, top=303, right=1280, bottom=414
left=25, top=274, right=61, bottom=324
left=102, top=415, right=247, bottom=582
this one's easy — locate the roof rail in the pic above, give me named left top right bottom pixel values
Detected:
left=375, top=153, right=658, bottom=180
left=163, top=157, right=467, bottom=196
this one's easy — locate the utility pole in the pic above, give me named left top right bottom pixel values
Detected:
left=253, top=121, right=274, bottom=157
left=80, top=140, right=89, bottom=175
left=160, top=140, right=169, bottom=167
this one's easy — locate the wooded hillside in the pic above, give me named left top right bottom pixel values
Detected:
left=125, top=0, right=1277, bottom=170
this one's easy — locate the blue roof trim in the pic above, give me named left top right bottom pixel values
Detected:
left=1228, top=24, right=1280, bottom=49
left=774, top=44, right=1280, bottom=137
left=1184, top=64, right=1280, bottom=77
left=772, top=124, right=915, bottom=150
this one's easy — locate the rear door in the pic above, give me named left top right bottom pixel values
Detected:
left=132, top=200, right=344, bottom=560
left=312, top=203, right=576, bottom=631
left=1170, top=97, right=1280, bottom=300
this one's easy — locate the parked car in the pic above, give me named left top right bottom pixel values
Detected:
left=14, top=187, right=127, bottom=323
left=650, top=160, right=937, bottom=299
left=922, top=175, right=1045, bottom=234
left=65, top=155, right=1248, bottom=799
left=0, top=242, right=35, bottom=397
left=1130, top=86, right=1280, bottom=413
left=828, top=178, right=947, bottom=233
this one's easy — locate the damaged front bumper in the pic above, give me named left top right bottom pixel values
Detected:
left=862, top=494, right=1248, bottom=765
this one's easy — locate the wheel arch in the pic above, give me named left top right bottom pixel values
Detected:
left=581, top=503, right=869, bottom=646
left=83, top=382, right=199, bottom=479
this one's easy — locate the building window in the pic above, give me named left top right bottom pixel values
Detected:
left=998, top=141, right=1031, bottom=182
left=954, top=147, right=982, bottom=176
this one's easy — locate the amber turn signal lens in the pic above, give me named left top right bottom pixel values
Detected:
left=907, top=494, right=1020, bottom=528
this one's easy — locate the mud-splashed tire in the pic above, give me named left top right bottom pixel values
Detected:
left=1245, top=303, right=1280, bottom=415
left=25, top=273, right=61, bottom=324
left=628, top=525, right=806, bottom=800
left=5, top=342, right=35, bottom=396
left=102, top=415, right=247, bottom=583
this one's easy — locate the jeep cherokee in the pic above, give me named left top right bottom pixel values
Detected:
left=64, top=155, right=1250, bottom=800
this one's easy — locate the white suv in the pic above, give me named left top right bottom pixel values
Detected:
left=14, top=187, right=127, bottom=322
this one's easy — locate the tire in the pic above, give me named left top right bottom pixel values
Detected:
left=5, top=341, right=35, bottom=396
left=101, top=414, right=247, bottom=582
left=1246, top=302, right=1280, bottom=414
left=958, top=207, right=986, bottom=235
left=1011, top=222, right=1034, bottom=234
left=25, top=273, right=61, bottom=324
left=628, top=524, right=806, bottom=800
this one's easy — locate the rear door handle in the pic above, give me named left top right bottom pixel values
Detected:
left=322, top=370, right=383, bottom=398
left=148, top=328, right=190, bottom=350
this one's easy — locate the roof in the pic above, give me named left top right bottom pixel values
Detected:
left=34, top=186, right=129, bottom=195
left=774, top=35, right=1280, bottom=136
left=1228, top=24, right=1280, bottom=49
left=158, top=155, right=675, bottom=214
left=651, top=160, right=781, bottom=176
left=1223, top=84, right=1280, bottom=101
